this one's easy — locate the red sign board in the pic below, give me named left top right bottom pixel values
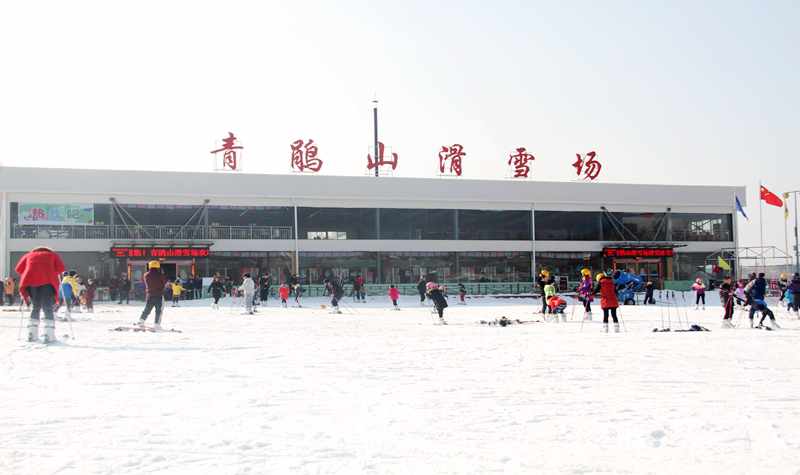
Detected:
left=111, top=247, right=210, bottom=258
left=603, top=248, right=674, bottom=258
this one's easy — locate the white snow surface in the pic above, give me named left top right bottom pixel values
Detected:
left=2, top=293, right=800, bottom=475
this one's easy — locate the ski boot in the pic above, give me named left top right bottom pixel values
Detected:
left=721, top=319, right=734, bottom=329
left=26, top=318, right=39, bottom=342
left=614, top=323, right=620, bottom=333
left=135, top=319, right=146, bottom=328
left=152, top=323, right=163, bottom=331
left=769, top=319, right=781, bottom=329
left=749, top=318, right=754, bottom=328
left=561, top=314, right=567, bottom=323
left=603, top=323, right=609, bottom=333
left=439, top=317, right=447, bottom=325
left=43, top=320, right=56, bottom=343
left=584, top=312, right=592, bottom=321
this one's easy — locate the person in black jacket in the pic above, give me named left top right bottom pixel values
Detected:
left=644, top=281, right=656, bottom=305
left=416, top=277, right=427, bottom=306
left=719, top=276, right=735, bottom=328
left=426, top=282, right=448, bottom=324
left=259, top=273, right=271, bottom=305
left=536, top=270, right=555, bottom=314
left=208, top=276, right=225, bottom=310
left=118, top=275, right=131, bottom=304
left=324, top=278, right=345, bottom=314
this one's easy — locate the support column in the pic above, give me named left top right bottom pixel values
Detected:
left=531, top=205, right=536, bottom=281
left=0, top=191, right=8, bottom=277
left=293, top=204, right=300, bottom=276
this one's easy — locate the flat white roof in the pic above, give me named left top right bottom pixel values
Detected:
left=0, top=166, right=746, bottom=213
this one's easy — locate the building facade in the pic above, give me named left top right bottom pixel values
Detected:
left=0, top=166, right=745, bottom=288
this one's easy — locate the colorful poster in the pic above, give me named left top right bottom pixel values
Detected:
left=18, top=203, right=94, bottom=225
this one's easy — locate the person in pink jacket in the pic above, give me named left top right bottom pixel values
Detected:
left=389, top=284, right=400, bottom=310
left=691, top=278, right=706, bottom=310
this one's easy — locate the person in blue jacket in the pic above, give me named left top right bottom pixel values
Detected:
left=747, top=272, right=778, bottom=328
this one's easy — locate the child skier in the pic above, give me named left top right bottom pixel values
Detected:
left=137, top=261, right=167, bottom=329
left=719, top=276, right=735, bottom=328
left=171, top=280, right=184, bottom=307
left=748, top=272, right=779, bottom=328
left=546, top=289, right=568, bottom=321
left=3, top=276, right=15, bottom=306
left=644, top=280, right=656, bottom=305
left=15, top=246, right=65, bottom=342
left=734, top=281, right=747, bottom=307
left=278, top=283, right=290, bottom=308
left=577, top=268, right=594, bottom=320
left=324, top=278, right=344, bottom=314
left=417, top=277, right=427, bottom=306
left=208, top=276, right=225, bottom=309
left=84, top=278, right=97, bottom=313
left=595, top=272, right=620, bottom=333
left=692, top=278, right=706, bottom=310
left=240, top=273, right=256, bottom=315
left=788, top=273, right=800, bottom=316
left=293, top=283, right=303, bottom=308
left=389, top=284, right=400, bottom=310
left=58, top=271, right=75, bottom=319
left=457, top=283, right=467, bottom=305
left=426, top=282, right=448, bottom=324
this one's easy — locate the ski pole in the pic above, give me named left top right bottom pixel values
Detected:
left=17, top=302, right=25, bottom=341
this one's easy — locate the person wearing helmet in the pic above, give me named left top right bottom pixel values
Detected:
left=536, top=270, right=555, bottom=314
left=778, top=273, right=789, bottom=307
left=577, top=268, right=594, bottom=320
left=239, top=273, right=256, bottom=314
left=594, top=272, right=620, bottom=332
left=137, top=260, right=167, bottom=329
left=545, top=284, right=567, bottom=321
left=787, top=273, right=800, bottom=315
left=691, top=278, right=706, bottom=310
left=417, top=276, right=427, bottom=306
left=324, top=277, right=345, bottom=314
left=748, top=272, right=779, bottom=329
left=426, top=282, right=448, bottom=324
left=57, top=271, right=76, bottom=319
left=118, top=273, right=132, bottom=304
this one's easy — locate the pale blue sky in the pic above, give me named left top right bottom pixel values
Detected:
left=0, top=1, right=797, bottom=251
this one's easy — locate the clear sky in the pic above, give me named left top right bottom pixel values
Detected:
left=1, top=1, right=797, bottom=252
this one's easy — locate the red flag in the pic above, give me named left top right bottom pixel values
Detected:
left=760, top=185, right=783, bottom=207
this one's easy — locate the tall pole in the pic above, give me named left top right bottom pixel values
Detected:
left=372, top=99, right=379, bottom=178
left=293, top=204, right=299, bottom=277
left=793, top=191, right=800, bottom=275
left=759, top=181, right=765, bottom=270
left=732, top=191, right=739, bottom=281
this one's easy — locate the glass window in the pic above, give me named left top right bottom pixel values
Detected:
left=670, top=213, right=733, bottom=242
left=535, top=211, right=602, bottom=240
left=207, top=206, right=293, bottom=227
left=458, top=210, right=531, bottom=240
left=379, top=252, right=456, bottom=283
left=535, top=252, right=603, bottom=280
left=673, top=252, right=709, bottom=280
left=299, top=208, right=377, bottom=240
left=456, top=252, right=532, bottom=282
left=300, top=252, right=378, bottom=284
left=602, top=213, right=667, bottom=241
left=379, top=209, right=455, bottom=239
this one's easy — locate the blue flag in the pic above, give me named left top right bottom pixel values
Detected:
left=735, top=196, right=749, bottom=220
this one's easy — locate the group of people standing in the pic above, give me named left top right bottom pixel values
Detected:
left=542, top=268, right=622, bottom=332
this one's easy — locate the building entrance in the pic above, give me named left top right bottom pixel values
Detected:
left=613, top=258, right=663, bottom=285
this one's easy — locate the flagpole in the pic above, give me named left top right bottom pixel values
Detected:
left=759, top=181, right=765, bottom=270
left=732, top=191, right=739, bottom=280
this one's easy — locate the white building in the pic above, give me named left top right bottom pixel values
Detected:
left=0, top=166, right=745, bottom=290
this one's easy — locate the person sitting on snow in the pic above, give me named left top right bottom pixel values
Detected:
left=545, top=284, right=568, bottom=321
left=324, top=277, right=344, bottom=314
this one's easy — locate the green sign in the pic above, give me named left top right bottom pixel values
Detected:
left=18, top=203, right=94, bottom=225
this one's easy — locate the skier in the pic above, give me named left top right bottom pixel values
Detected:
left=778, top=273, right=789, bottom=307
left=644, top=280, right=656, bottom=305
left=577, top=268, right=594, bottom=320
left=426, top=282, right=448, bottom=324
left=748, top=272, right=779, bottom=328
left=171, top=280, right=183, bottom=307
left=692, top=278, right=706, bottom=310
left=259, top=273, right=271, bottom=306
left=15, top=247, right=65, bottom=342
left=536, top=270, right=555, bottom=314
left=788, top=273, right=800, bottom=315
left=595, top=272, right=620, bottom=333
left=734, top=281, right=747, bottom=307
left=293, top=283, right=304, bottom=308
left=545, top=286, right=568, bottom=321
left=84, top=278, right=97, bottom=313
left=389, top=284, right=400, bottom=310
left=3, top=276, right=15, bottom=306
left=240, top=273, right=256, bottom=315
left=136, top=261, right=167, bottom=329
left=353, top=274, right=365, bottom=302
left=57, top=271, right=75, bottom=319
left=324, top=277, right=344, bottom=314
left=417, top=276, right=427, bottom=306
left=719, top=275, right=735, bottom=328
left=278, top=283, right=290, bottom=308
left=457, top=283, right=467, bottom=305
left=208, top=276, right=225, bottom=309
left=118, top=274, right=131, bottom=304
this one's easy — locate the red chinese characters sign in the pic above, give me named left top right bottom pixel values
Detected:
left=367, top=142, right=398, bottom=172
left=508, top=147, right=535, bottom=178
left=572, top=151, right=602, bottom=181
left=111, top=247, right=211, bottom=258
left=603, top=248, right=673, bottom=258
left=438, top=144, right=465, bottom=176
left=290, top=139, right=322, bottom=173
left=211, top=132, right=243, bottom=171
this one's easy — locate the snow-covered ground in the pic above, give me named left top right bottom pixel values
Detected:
left=1, top=293, right=799, bottom=475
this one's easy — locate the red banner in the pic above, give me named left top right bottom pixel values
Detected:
left=111, top=247, right=210, bottom=258
left=603, top=248, right=674, bottom=258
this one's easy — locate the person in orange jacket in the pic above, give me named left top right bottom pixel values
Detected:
left=278, top=283, right=290, bottom=308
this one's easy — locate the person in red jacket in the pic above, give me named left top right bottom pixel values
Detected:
left=15, top=247, right=66, bottom=342
left=137, top=261, right=167, bottom=329
left=278, top=283, right=290, bottom=308
left=594, top=272, right=620, bottom=333
left=388, top=284, right=400, bottom=310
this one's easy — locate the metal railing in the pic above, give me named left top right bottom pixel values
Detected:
left=11, top=224, right=293, bottom=240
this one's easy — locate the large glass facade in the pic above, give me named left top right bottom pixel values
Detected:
left=298, top=208, right=377, bottom=240
left=602, top=213, right=668, bottom=241
left=673, top=252, right=709, bottom=281
left=670, top=213, right=733, bottom=241
left=534, top=252, right=603, bottom=279
left=300, top=252, right=379, bottom=283
left=535, top=211, right=602, bottom=240
left=379, top=252, right=455, bottom=283
left=456, top=252, right=531, bottom=282
left=458, top=210, right=531, bottom=240
left=379, top=209, right=455, bottom=239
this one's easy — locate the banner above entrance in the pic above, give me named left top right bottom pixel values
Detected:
left=603, top=247, right=674, bottom=258
left=111, top=247, right=210, bottom=258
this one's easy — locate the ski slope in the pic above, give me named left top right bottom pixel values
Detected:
left=1, top=293, right=799, bottom=474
